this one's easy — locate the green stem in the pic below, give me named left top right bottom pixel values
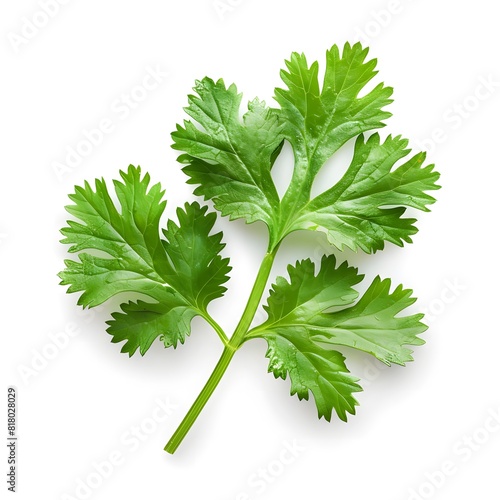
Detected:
left=164, top=345, right=235, bottom=454
left=228, top=246, right=279, bottom=348
left=164, top=245, right=280, bottom=454
left=201, top=311, right=229, bottom=345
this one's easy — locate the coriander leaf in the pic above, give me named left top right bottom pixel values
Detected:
left=59, top=165, right=170, bottom=306
left=59, top=166, right=230, bottom=355
left=290, top=134, right=441, bottom=252
left=264, top=330, right=361, bottom=421
left=171, top=78, right=283, bottom=239
left=162, top=202, right=231, bottom=311
left=59, top=254, right=166, bottom=307
left=263, top=256, right=363, bottom=325
left=250, top=255, right=426, bottom=369
left=310, top=276, right=426, bottom=366
left=172, top=44, right=439, bottom=255
left=107, top=288, right=196, bottom=355
left=275, top=42, right=393, bottom=212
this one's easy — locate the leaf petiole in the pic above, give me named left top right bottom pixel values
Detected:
left=199, top=311, right=229, bottom=346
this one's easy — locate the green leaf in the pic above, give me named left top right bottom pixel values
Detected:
left=264, top=330, right=361, bottom=421
left=272, top=42, right=440, bottom=251
left=59, top=165, right=170, bottom=306
left=172, top=78, right=283, bottom=239
left=59, top=166, right=230, bottom=355
left=275, top=42, right=394, bottom=210
left=107, top=288, right=196, bottom=356
left=310, top=276, right=427, bottom=366
left=172, top=44, right=440, bottom=254
left=263, top=256, right=363, bottom=325
left=252, top=255, right=426, bottom=367
left=162, top=202, right=231, bottom=310
left=248, top=254, right=426, bottom=420
left=291, top=134, right=440, bottom=252
left=59, top=254, right=166, bottom=307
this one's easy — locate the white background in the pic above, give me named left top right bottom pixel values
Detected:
left=1, top=1, right=499, bottom=499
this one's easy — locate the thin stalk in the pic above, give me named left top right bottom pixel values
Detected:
left=164, top=345, right=234, bottom=454
left=164, top=245, right=280, bottom=454
left=201, top=311, right=229, bottom=345
left=228, top=246, right=279, bottom=348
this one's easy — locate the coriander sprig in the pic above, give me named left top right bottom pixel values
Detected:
left=59, top=42, right=440, bottom=454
